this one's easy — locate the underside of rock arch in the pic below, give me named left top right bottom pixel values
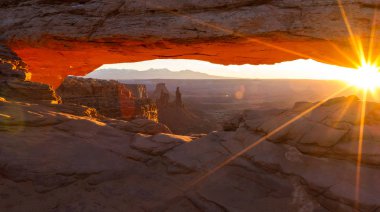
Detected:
left=1, top=0, right=379, bottom=87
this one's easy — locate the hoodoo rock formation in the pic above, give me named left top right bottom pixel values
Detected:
left=57, top=76, right=158, bottom=122
left=175, top=87, right=184, bottom=108
left=0, top=1, right=379, bottom=86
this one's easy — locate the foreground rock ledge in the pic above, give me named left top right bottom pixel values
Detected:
left=1, top=0, right=379, bottom=86
left=1, top=96, right=380, bottom=211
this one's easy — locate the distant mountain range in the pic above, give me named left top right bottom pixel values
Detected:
left=86, top=68, right=231, bottom=80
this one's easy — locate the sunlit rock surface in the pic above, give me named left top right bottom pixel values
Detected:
left=0, top=0, right=378, bottom=86
left=243, top=95, right=380, bottom=165
left=0, top=45, right=60, bottom=103
left=1, top=94, right=380, bottom=211
left=57, top=76, right=158, bottom=122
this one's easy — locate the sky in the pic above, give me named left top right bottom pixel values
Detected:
left=94, top=58, right=359, bottom=80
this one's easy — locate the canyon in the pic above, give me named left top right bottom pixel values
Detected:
left=2, top=78, right=380, bottom=210
left=56, top=78, right=216, bottom=134
left=2, top=1, right=380, bottom=211
left=1, top=0, right=379, bottom=87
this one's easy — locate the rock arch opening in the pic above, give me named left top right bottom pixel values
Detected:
left=54, top=58, right=365, bottom=135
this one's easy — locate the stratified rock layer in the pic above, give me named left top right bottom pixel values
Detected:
left=0, top=44, right=30, bottom=80
left=1, top=1, right=378, bottom=86
left=57, top=76, right=158, bottom=122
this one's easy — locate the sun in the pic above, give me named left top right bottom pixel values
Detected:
left=345, top=63, right=380, bottom=91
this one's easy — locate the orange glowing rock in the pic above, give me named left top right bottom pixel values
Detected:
left=2, top=1, right=376, bottom=88
left=10, top=35, right=359, bottom=88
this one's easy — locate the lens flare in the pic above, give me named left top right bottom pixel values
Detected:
left=345, top=63, right=380, bottom=91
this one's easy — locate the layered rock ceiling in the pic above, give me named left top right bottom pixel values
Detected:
left=1, top=0, right=380, bottom=87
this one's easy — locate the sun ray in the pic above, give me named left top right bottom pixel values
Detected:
left=367, top=7, right=378, bottom=64
left=373, top=54, right=380, bottom=67
left=356, top=38, right=366, bottom=65
left=184, top=86, right=351, bottom=190
left=355, top=89, right=368, bottom=209
left=328, top=41, right=361, bottom=68
left=336, top=0, right=362, bottom=63
left=337, top=0, right=366, bottom=64
left=332, top=93, right=357, bottom=128
left=336, top=0, right=356, bottom=43
left=335, top=3, right=380, bottom=208
left=146, top=1, right=380, bottom=204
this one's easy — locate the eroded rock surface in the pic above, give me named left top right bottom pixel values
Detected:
left=243, top=95, right=380, bottom=165
left=0, top=44, right=30, bottom=80
left=1, top=95, right=380, bottom=211
left=0, top=45, right=60, bottom=103
left=0, top=1, right=378, bottom=86
left=57, top=76, right=158, bottom=122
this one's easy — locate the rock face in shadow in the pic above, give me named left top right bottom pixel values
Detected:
left=57, top=76, right=158, bottom=122
left=152, top=83, right=170, bottom=102
left=153, top=83, right=217, bottom=134
left=1, top=1, right=377, bottom=86
left=2, top=93, right=380, bottom=211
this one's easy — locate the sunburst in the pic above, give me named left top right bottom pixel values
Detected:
left=148, top=1, right=379, bottom=208
left=337, top=0, right=379, bottom=208
left=346, top=63, right=380, bottom=91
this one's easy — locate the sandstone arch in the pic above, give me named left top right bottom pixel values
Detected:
left=1, top=0, right=379, bottom=87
